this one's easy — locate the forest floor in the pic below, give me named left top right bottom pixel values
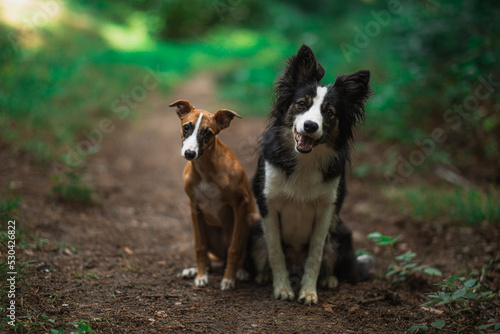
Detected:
left=2, top=73, right=498, bottom=333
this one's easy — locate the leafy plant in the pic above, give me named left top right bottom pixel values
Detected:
left=419, top=259, right=500, bottom=333
left=368, top=232, right=442, bottom=283
left=71, top=320, right=96, bottom=334
left=48, top=319, right=96, bottom=334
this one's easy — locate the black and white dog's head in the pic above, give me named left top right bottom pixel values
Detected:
left=272, top=44, right=372, bottom=153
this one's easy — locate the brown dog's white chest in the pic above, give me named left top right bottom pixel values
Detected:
left=191, top=180, right=233, bottom=227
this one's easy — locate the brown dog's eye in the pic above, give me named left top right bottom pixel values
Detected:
left=183, top=124, right=191, bottom=133
left=204, top=131, right=213, bottom=140
left=326, top=108, right=336, bottom=118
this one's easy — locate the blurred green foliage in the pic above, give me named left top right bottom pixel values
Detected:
left=387, top=185, right=500, bottom=226
left=0, top=0, right=499, bottom=184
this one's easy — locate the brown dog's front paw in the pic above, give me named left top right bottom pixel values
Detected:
left=298, top=289, right=318, bottom=305
left=194, top=273, right=208, bottom=287
left=220, top=278, right=235, bottom=290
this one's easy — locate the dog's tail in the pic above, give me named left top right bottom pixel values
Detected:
left=246, top=217, right=270, bottom=280
left=332, top=220, right=374, bottom=283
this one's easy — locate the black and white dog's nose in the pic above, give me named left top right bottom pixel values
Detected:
left=303, top=120, right=319, bottom=134
left=184, top=149, right=196, bottom=160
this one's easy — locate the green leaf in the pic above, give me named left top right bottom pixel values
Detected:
left=430, top=319, right=446, bottom=329
left=422, top=299, right=440, bottom=307
left=403, top=263, right=418, bottom=270
left=367, top=232, right=382, bottom=241
left=395, top=251, right=416, bottom=262
left=438, top=292, right=450, bottom=300
left=464, top=279, right=476, bottom=288
left=427, top=292, right=440, bottom=299
left=466, top=292, right=479, bottom=299
left=408, top=324, right=428, bottom=333
left=478, top=323, right=497, bottom=330
left=423, top=267, right=442, bottom=276
left=452, top=288, right=466, bottom=300
left=412, top=265, right=428, bottom=272
left=386, top=270, right=400, bottom=277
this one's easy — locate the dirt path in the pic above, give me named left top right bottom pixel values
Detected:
left=4, top=74, right=499, bottom=333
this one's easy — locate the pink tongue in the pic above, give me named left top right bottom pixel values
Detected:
left=298, top=134, right=314, bottom=150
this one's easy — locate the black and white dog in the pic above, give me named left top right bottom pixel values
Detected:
left=251, top=45, right=372, bottom=305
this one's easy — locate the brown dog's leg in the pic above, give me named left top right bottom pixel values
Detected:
left=221, top=200, right=249, bottom=290
left=190, top=201, right=210, bottom=287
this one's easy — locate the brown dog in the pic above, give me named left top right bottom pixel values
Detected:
left=170, top=99, right=258, bottom=290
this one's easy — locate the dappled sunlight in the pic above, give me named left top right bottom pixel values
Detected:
left=0, top=0, right=63, bottom=27
left=0, top=0, right=65, bottom=50
left=100, top=13, right=156, bottom=51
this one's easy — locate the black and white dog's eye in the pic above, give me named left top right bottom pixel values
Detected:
left=326, top=108, right=336, bottom=118
left=183, top=124, right=191, bottom=132
left=204, top=131, right=213, bottom=139
left=297, top=101, right=307, bottom=108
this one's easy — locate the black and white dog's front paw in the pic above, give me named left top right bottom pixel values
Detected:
left=298, top=288, right=318, bottom=305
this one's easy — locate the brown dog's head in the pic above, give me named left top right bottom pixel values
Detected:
left=169, top=99, right=241, bottom=161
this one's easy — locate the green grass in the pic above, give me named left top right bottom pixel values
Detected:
left=387, top=185, right=500, bottom=226
left=51, top=173, right=97, bottom=205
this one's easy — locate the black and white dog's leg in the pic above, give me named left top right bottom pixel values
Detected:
left=298, top=203, right=336, bottom=305
left=263, top=210, right=295, bottom=301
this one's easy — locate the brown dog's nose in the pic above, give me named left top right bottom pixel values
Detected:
left=184, top=150, right=196, bottom=160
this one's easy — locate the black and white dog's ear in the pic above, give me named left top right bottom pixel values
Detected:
left=283, top=44, right=325, bottom=85
left=334, top=70, right=372, bottom=125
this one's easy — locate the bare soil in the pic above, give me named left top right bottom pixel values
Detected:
left=1, top=74, right=499, bottom=333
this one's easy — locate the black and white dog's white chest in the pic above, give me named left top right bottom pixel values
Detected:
left=262, top=145, right=341, bottom=249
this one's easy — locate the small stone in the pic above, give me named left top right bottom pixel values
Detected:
left=156, top=311, right=167, bottom=317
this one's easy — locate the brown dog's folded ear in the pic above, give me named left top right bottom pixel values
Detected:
left=214, top=109, right=242, bottom=130
left=169, top=100, right=195, bottom=117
